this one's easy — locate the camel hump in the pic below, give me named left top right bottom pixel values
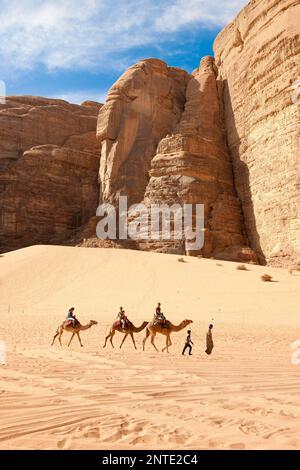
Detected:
left=113, top=320, right=132, bottom=329
left=64, top=319, right=80, bottom=328
left=152, top=319, right=171, bottom=329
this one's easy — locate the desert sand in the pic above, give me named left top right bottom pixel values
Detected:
left=0, top=245, right=299, bottom=450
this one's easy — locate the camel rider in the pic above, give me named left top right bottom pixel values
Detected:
left=155, top=302, right=167, bottom=326
left=66, top=307, right=77, bottom=328
left=117, top=307, right=127, bottom=330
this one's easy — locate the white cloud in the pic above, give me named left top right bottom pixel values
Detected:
left=156, top=0, right=247, bottom=32
left=0, top=0, right=247, bottom=77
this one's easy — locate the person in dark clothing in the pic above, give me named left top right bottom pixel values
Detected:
left=154, top=302, right=167, bottom=326
left=205, top=324, right=214, bottom=355
left=117, top=307, right=127, bottom=330
left=66, top=307, right=77, bottom=328
left=182, top=330, right=193, bottom=355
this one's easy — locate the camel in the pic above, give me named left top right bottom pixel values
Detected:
left=51, top=319, right=98, bottom=347
left=103, top=320, right=148, bottom=350
left=143, top=319, right=193, bottom=353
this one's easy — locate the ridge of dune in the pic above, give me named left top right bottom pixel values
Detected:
left=0, top=245, right=299, bottom=325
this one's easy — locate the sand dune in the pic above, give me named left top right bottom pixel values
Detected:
left=0, top=245, right=300, bottom=449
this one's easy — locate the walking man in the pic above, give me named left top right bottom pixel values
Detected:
left=182, top=330, right=193, bottom=355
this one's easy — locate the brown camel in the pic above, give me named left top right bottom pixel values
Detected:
left=143, top=319, right=193, bottom=353
left=103, top=320, right=148, bottom=350
left=51, top=320, right=98, bottom=347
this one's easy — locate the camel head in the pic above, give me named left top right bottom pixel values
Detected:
left=89, top=320, right=98, bottom=327
left=183, top=319, right=193, bottom=327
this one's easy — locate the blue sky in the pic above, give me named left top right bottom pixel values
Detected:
left=0, top=0, right=247, bottom=104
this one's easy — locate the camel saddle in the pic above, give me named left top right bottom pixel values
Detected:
left=113, top=319, right=132, bottom=330
left=65, top=319, right=80, bottom=328
left=153, top=319, right=170, bottom=328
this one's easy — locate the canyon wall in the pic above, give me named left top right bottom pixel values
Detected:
left=1, top=0, right=298, bottom=266
left=0, top=97, right=102, bottom=252
left=138, top=57, right=256, bottom=261
left=214, top=0, right=300, bottom=265
left=97, top=59, right=189, bottom=206
left=97, top=58, right=257, bottom=260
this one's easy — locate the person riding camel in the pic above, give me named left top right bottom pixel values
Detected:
left=66, top=307, right=77, bottom=328
left=117, top=307, right=128, bottom=330
left=154, top=302, right=167, bottom=327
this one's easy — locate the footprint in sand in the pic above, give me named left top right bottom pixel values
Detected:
left=57, top=437, right=71, bottom=450
left=238, top=420, right=271, bottom=436
left=202, top=416, right=225, bottom=428
left=130, top=434, right=154, bottom=445
left=245, top=406, right=275, bottom=417
left=229, top=442, right=246, bottom=450
left=208, top=438, right=224, bottom=449
left=279, top=409, right=298, bottom=418
left=168, top=428, right=190, bottom=445
left=287, top=437, right=300, bottom=448
left=83, top=427, right=101, bottom=439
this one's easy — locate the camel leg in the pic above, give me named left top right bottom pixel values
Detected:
left=51, top=330, right=59, bottom=346
left=58, top=329, right=63, bottom=346
left=103, top=330, right=113, bottom=348
left=162, top=335, right=169, bottom=353
left=162, top=335, right=172, bottom=353
left=77, top=332, right=83, bottom=347
left=142, top=329, right=150, bottom=351
left=109, top=330, right=115, bottom=348
left=150, top=333, right=159, bottom=352
left=68, top=332, right=75, bottom=347
left=130, top=332, right=137, bottom=350
left=120, top=334, right=128, bottom=349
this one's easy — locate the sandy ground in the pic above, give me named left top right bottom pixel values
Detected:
left=0, top=245, right=299, bottom=450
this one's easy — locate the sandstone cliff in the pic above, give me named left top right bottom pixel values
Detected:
left=214, top=0, right=300, bottom=266
left=97, top=59, right=189, bottom=206
left=96, top=57, right=257, bottom=261
left=1, top=0, right=299, bottom=266
left=139, top=57, right=256, bottom=261
left=0, top=97, right=102, bottom=252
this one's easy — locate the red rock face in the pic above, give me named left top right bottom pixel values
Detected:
left=97, top=59, right=189, bottom=206
left=214, top=0, right=300, bottom=266
left=139, top=57, right=251, bottom=258
left=0, top=97, right=102, bottom=252
left=97, top=57, right=257, bottom=261
left=1, top=0, right=298, bottom=266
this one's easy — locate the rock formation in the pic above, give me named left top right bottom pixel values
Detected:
left=97, top=59, right=189, bottom=206
left=0, top=97, right=102, bottom=252
left=1, top=0, right=299, bottom=266
left=138, top=57, right=256, bottom=261
left=214, top=0, right=300, bottom=265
